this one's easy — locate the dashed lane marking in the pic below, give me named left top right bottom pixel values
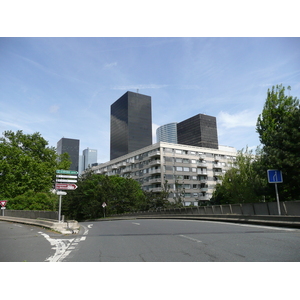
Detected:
left=179, top=235, right=202, bottom=243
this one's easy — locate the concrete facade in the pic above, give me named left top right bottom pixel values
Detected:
left=92, top=142, right=237, bottom=206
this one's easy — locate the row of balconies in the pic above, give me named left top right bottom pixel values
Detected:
left=98, top=167, right=224, bottom=178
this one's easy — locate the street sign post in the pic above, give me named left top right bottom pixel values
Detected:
left=56, top=170, right=78, bottom=175
left=0, top=200, right=7, bottom=216
left=55, top=183, right=78, bottom=190
left=102, top=202, right=107, bottom=218
left=56, top=170, right=78, bottom=222
left=267, top=170, right=283, bottom=215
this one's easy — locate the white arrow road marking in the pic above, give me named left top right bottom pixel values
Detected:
left=87, top=224, right=93, bottom=229
left=39, top=231, right=88, bottom=262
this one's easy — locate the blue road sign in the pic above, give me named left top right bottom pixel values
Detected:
left=267, top=169, right=283, bottom=183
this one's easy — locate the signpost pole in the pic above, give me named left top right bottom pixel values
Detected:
left=275, top=183, right=281, bottom=215
left=267, top=170, right=283, bottom=216
left=58, top=194, right=62, bottom=222
left=56, top=170, right=78, bottom=222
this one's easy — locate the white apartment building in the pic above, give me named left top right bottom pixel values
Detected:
left=91, top=142, right=237, bottom=206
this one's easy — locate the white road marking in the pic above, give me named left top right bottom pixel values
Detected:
left=87, top=224, right=93, bottom=229
left=39, top=232, right=74, bottom=262
left=82, top=224, right=89, bottom=235
left=179, top=235, right=202, bottom=243
left=132, top=222, right=140, bottom=225
left=39, top=230, right=88, bottom=262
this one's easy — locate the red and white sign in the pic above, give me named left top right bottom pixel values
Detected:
left=55, top=183, right=78, bottom=190
left=0, top=200, right=7, bottom=207
left=102, top=202, right=107, bottom=208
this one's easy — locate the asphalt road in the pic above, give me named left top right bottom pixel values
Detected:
left=1, top=219, right=300, bottom=262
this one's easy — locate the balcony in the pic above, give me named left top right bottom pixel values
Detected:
left=149, top=160, right=161, bottom=166
left=213, top=171, right=223, bottom=176
left=148, top=150, right=161, bottom=158
left=198, top=195, right=210, bottom=201
left=197, top=162, right=207, bottom=167
left=213, top=163, right=222, bottom=168
left=150, top=187, right=163, bottom=192
left=149, top=178, right=161, bottom=184
left=197, top=170, right=207, bottom=175
left=149, top=168, right=161, bottom=174
left=200, top=187, right=208, bottom=192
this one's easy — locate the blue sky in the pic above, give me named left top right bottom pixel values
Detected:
left=1, top=37, right=299, bottom=163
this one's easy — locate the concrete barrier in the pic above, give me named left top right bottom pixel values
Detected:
left=103, top=214, right=300, bottom=228
left=0, top=216, right=79, bottom=234
left=3, top=210, right=58, bottom=220
left=284, top=201, right=300, bottom=215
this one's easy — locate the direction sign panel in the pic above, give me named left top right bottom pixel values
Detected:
left=267, top=170, right=283, bottom=183
left=56, top=170, right=78, bottom=175
left=56, top=179, right=77, bottom=183
left=0, top=200, right=7, bottom=207
left=55, top=183, right=78, bottom=190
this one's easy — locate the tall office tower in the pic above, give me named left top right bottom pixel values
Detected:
left=156, top=122, right=178, bottom=143
left=110, top=91, right=152, bottom=160
left=56, top=138, right=80, bottom=171
left=83, top=148, right=97, bottom=170
left=177, top=114, right=218, bottom=149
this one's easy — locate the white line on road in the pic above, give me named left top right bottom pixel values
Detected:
left=179, top=235, right=202, bottom=243
left=132, top=222, right=140, bottom=225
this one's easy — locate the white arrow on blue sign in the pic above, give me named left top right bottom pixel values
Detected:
left=267, top=169, right=283, bottom=183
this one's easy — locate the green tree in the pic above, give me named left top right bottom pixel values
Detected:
left=62, top=171, right=147, bottom=220
left=211, top=147, right=264, bottom=204
left=256, top=84, right=300, bottom=200
left=7, top=191, right=57, bottom=210
left=57, top=152, right=72, bottom=170
left=0, top=130, right=71, bottom=198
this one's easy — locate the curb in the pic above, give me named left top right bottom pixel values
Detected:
left=96, top=214, right=300, bottom=228
left=0, top=216, right=79, bottom=234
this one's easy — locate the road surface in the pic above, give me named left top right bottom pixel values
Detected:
left=1, top=219, right=300, bottom=262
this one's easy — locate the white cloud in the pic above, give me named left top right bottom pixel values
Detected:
left=217, top=110, right=258, bottom=129
left=103, top=62, right=117, bottom=69
left=49, top=105, right=60, bottom=113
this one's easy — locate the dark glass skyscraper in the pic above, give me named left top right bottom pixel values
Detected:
left=57, top=138, right=80, bottom=171
left=177, top=114, right=218, bottom=149
left=110, top=91, right=152, bottom=160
